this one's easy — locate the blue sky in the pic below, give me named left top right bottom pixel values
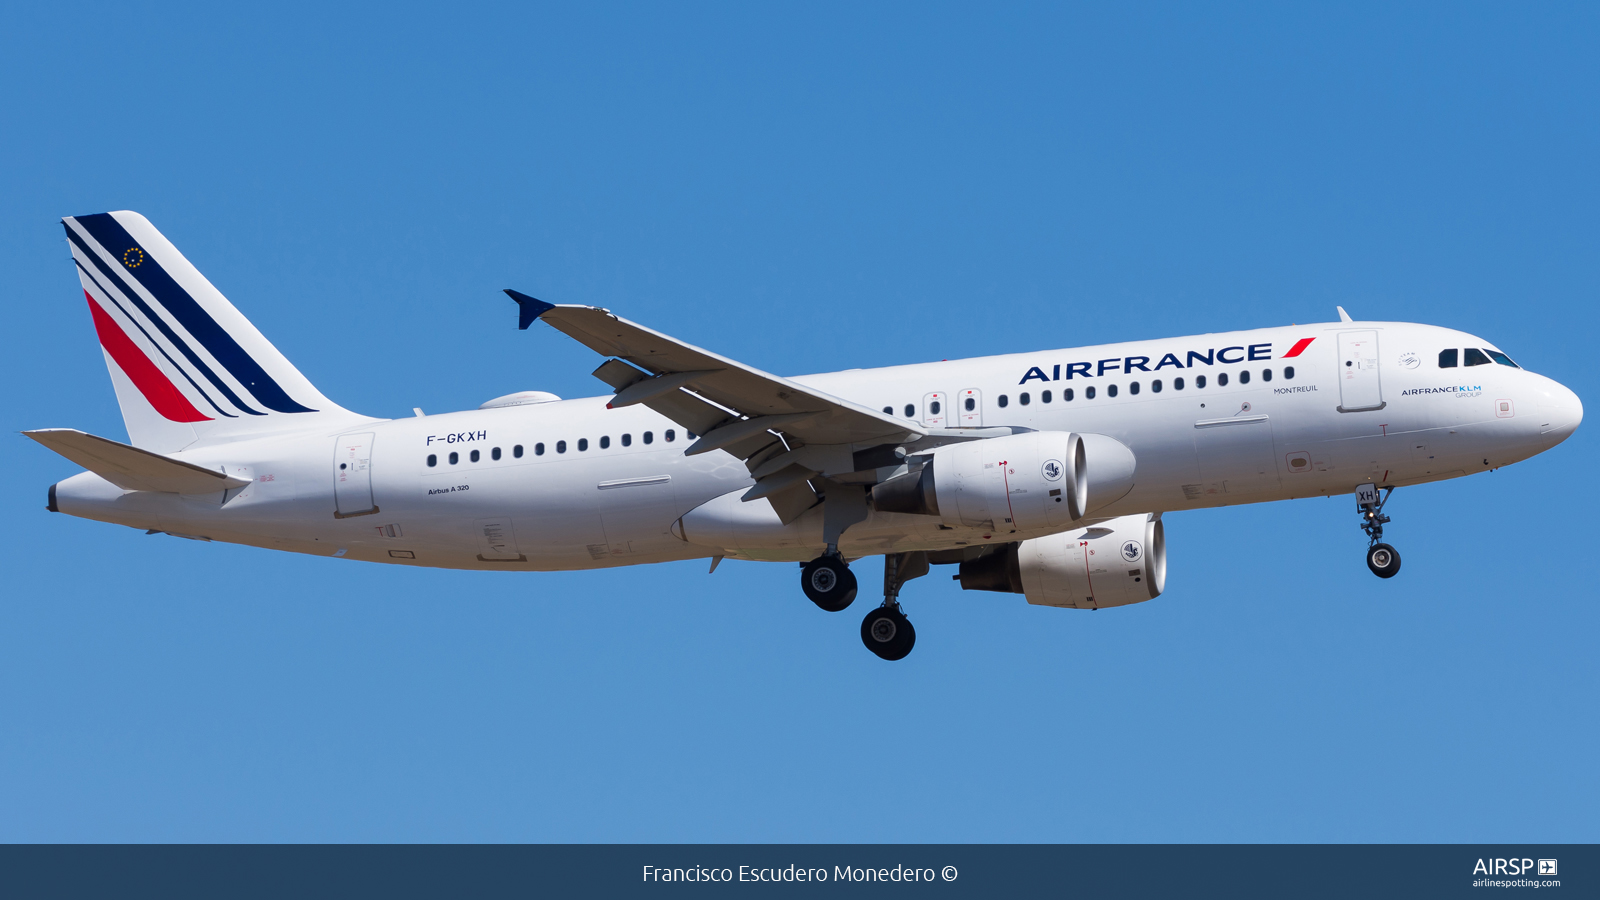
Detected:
left=2, top=3, right=1595, bottom=841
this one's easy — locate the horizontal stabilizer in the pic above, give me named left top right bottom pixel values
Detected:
left=23, top=428, right=249, bottom=493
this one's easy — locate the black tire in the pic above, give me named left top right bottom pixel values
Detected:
left=860, top=606, right=916, bottom=660
left=801, top=556, right=857, bottom=611
left=1366, top=542, right=1401, bottom=579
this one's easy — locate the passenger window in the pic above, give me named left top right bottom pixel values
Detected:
left=643, top=431, right=654, bottom=445
left=883, top=406, right=892, bottom=414
left=1086, top=386, right=1097, bottom=399
left=470, top=449, right=480, bottom=462
left=1064, top=388, right=1074, bottom=401
left=1438, top=349, right=1458, bottom=368
left=1019, top=392, right=1030, bottom=406
left=688, top=432, right=697, bottom=440
left=556, top=440, right=567, bottom=453
left=1129, top=381, right=1140, bottom=395
left=1175, top=377, right=1185, bottom=390
left=1487, top=349, right=1520, bottom=368
left=1283, top=367, right=1294, bottom=380
left=1262, top=368, right=1272, bottom=382
left=665, top=429, right=676, bottom=442
left=532, top=443, right=542, bottom=456
left=1108, top=384, right=1119, bottom=397
left=1464, top=348, right=1491, bottom=367
left=599, top=436, right=610, bottom=449
left=930, top=400, right=941, bottom=414
left=1239, top=370, right=1250, bottom=385
left=622, top=434, right=632, bottom=447
left=427, top=454, right=437, bottom=467
left=1196, top=375, right=1207, bottom=389
left=449, top=451, right=459, bottom=465
left=578, top=438, right=589, bottom=451
left=1041, top=390, right=1051, bottom=403
left=904, top=404, right=914, bottom=418
left=492, top=447, right=502, bottom=460
left=998, top=395, right=1009, bottom=408
left=1218, top=373, right=1229, bottom=387
left=965, top=397, right=976, bottom=411
left=1152, top=379, right=1163, bottom=393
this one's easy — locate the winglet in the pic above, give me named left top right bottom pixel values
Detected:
left=504, top=290, right=555, bottom=330
left=1336, top=305, right=1353, bottom=323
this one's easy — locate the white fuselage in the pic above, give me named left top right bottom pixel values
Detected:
left=52, top=320, right=1582, bottom=569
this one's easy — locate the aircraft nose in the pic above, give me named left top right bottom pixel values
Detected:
left=1537, top=381, right=1583, bottom=447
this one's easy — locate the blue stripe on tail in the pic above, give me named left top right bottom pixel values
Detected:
left=73, top=214, right=316, bottom=414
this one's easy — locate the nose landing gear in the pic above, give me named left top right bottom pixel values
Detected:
left=1356, top=483, right=1402, bottom=579
left=1367, top=542, right=1401, bottom=578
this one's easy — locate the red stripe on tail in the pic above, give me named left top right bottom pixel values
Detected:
left=1282, top=337, right=1316, bottom=358
left=85, top=292, right=212, bottom=423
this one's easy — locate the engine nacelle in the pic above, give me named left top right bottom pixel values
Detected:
left=955, top=513, right=1166, bottom=609
left=872, top=431, right=1137, bottom=533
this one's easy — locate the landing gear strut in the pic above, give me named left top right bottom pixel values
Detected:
left=860, top=551, right=927, bottom=660
left=1356, top=483, right=1401, bottom=579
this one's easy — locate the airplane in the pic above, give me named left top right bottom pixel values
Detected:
left=29, top=211, right=1584, bottom=660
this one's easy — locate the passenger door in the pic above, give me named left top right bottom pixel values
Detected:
left=1337, top=331, right=1384, bottom=412
left=333, top=433, right=377, bottom=518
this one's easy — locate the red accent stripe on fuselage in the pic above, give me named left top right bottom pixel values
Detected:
left=1282, top=337, right=1316, bottom=358
left=85, top=292, right=212, bottom=423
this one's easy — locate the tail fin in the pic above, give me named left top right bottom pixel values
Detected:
left=63, top=211, right=365, bottom=452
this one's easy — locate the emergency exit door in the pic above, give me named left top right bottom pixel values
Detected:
left=921, top=392, right=948, bottom=428
left=1337, top=331, right=1385, bottom=412
left=957, top=388, right=983, bottom=426
left=334, top=432, right=378, bottom=518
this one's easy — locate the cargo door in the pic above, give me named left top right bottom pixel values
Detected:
left=597, top=475, right=680, bottom=556
left=1189, top=411, right=1280, bottom=499
left=476, top=517, right=524, bottom=562
left=333, top=433, right=377, bottom=518
left=1337, top=331, right=1384, bottom=412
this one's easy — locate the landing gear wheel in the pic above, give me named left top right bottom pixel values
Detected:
left=1366, top=543, right=1401, bottom=579
left=801, top=556, right=857, bottom=611
left=860, top=605, right=916, bottom=660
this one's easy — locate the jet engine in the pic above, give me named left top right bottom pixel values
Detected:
left=952, top=513, right=1166, bottom=609
left=872, top=431, right=1137, bottom=532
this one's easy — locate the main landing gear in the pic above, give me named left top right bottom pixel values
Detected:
left=800, top=549, right=928, bottom=660
left=1356, top=483, right=1401, bottom=579
left=860, top=551, right=928, bottom=661
left=801, top=553, right=857, bottom=612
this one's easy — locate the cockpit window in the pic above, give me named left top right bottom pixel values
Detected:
left=1438, top=349, right=1458, bottom=368
left=1464, top=348, right=1492, bottom=367
left=1486, top=349, right=1520, bottom=368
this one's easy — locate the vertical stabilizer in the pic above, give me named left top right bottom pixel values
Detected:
left=62, top=211, right=370, bottom=452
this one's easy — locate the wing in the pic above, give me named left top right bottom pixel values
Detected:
left=508, top=291, right=925, bottom=523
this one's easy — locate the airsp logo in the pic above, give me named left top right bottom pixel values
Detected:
left=1041, top=459, right=1064, bottom=481
left=1399, top=352, right=1420, bottom=369
left=1121, top=540, right=1143, bottom=563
